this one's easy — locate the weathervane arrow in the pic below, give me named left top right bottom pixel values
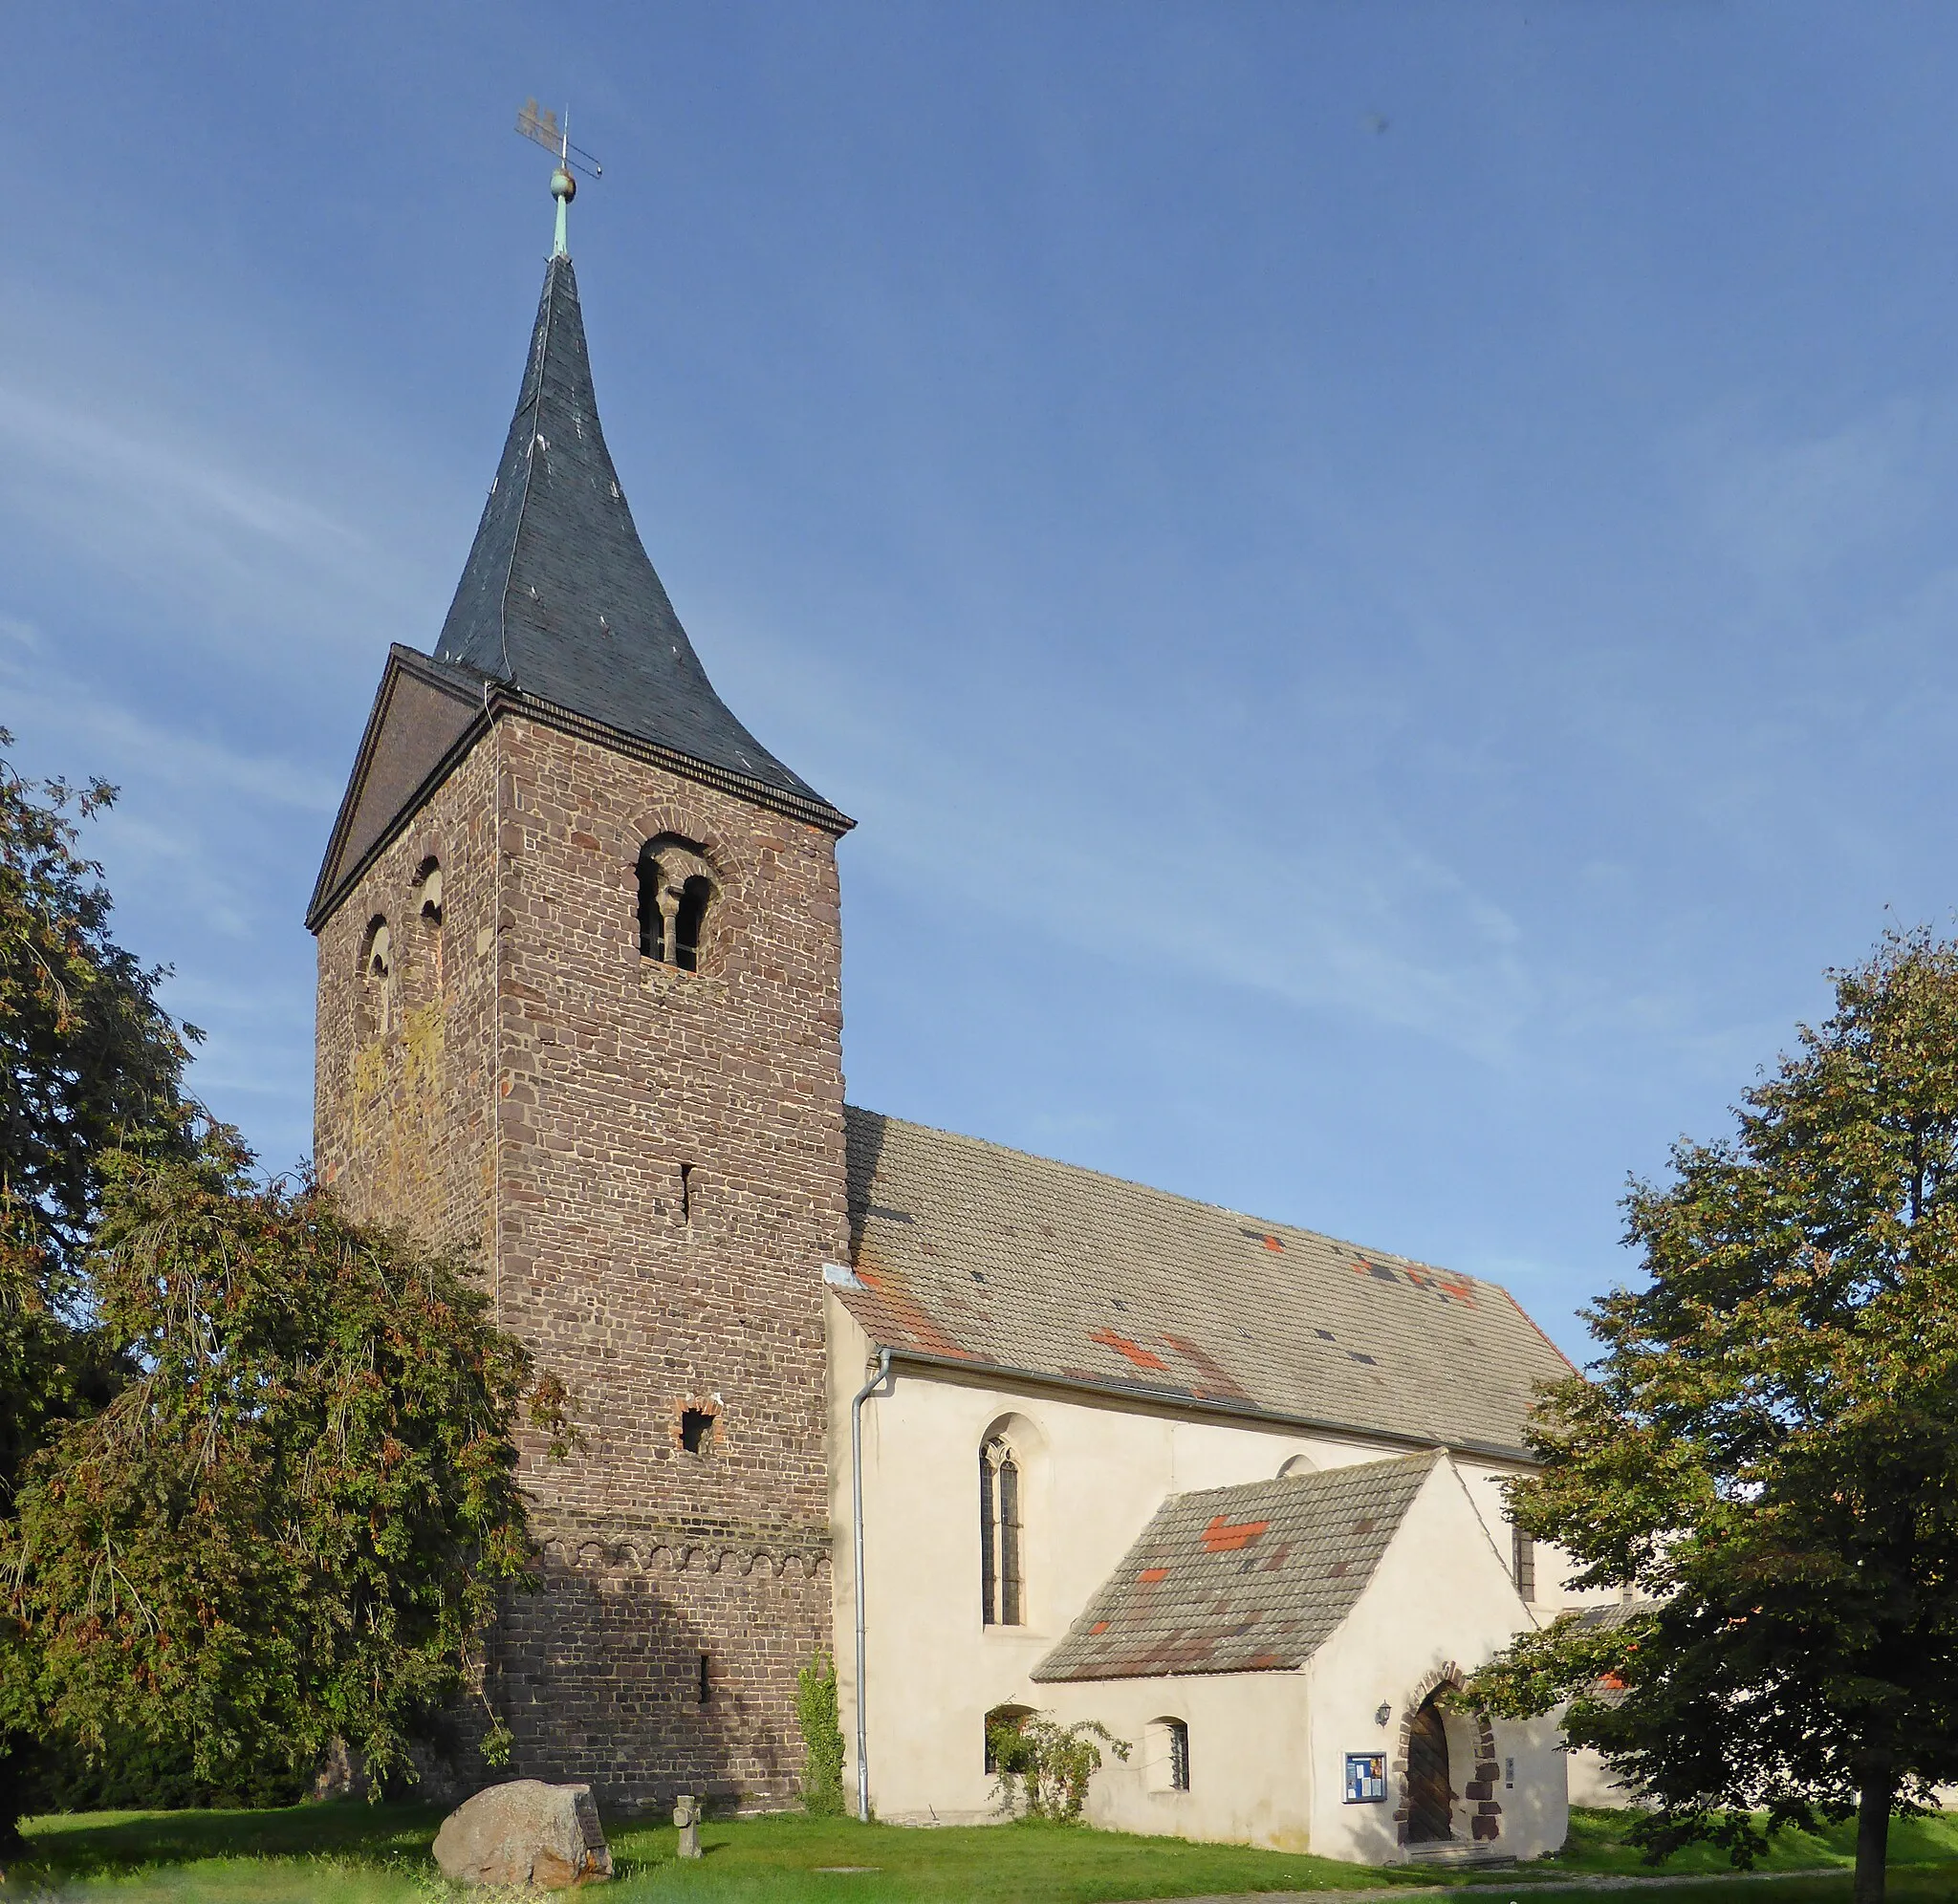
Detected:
left=516, top=98, right=602, bottom=257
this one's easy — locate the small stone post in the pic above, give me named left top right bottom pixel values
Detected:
left=674, top=1792, right=702, bottom=1859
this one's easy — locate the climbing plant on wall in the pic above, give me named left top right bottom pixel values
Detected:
left=795, top=1650, right=845, bottom=1815
left=988, top=1712, right=1130, bottom=1823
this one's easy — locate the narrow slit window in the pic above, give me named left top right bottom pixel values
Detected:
left=1512, top=1525, right=1536, bottom=1602
left=680, top=1162, right=693, bottom=1224
left=697, top=1653, right=711, bottom=1704
left=1167, top=1720, right=1190, bottom=1791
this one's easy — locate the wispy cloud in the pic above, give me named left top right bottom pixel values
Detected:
left=0, top=656, right=339, bottom=814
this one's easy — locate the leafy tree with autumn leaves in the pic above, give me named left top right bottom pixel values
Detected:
left=0, top=740, right=570, bottom=1849
left=1469, top=931, right=1958, bottom=1904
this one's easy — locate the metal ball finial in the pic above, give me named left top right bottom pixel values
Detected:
left=552, top=165, right=577, bottom=203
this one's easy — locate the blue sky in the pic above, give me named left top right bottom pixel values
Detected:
left=6, top=3, right=1956, bottom=1359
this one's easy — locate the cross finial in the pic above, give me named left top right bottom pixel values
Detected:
left=516, top=99, right=602, bottom=258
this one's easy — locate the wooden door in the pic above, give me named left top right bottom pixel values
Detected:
left=1405, top=1698, right=1452, bottom=1843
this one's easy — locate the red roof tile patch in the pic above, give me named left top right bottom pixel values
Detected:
left=1202, top=1514, right=1271, bottom=1554
left=1090, top=1620, right=1109, bottom=1634
left=1138, top=1567, right=1170, bottom=1586
left=1158, top=1331, right=1253, bottom=1405
left=1089, top=1328, right=1169, bottom=1373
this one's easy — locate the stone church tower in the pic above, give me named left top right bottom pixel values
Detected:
left=307, top=228, right=853, bottom=1808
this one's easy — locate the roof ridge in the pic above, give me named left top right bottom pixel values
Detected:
left=486, top=250, right=561, bottom=682
left=845, top=1103, right=1497, bottom=1296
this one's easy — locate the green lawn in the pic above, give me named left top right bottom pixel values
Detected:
left=5, top=1805, right=1432, bottom=1902
left=1545, top=1804, right=1958, bottom=1878
left=6, top=1801, right=1958, bottom=1903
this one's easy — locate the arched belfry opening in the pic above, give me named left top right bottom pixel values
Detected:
left=638, top=835, right=718, bottom=971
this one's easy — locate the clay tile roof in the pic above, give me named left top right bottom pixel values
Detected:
left=838, top=1109, right=1574, bottom=1460
left=1033, top=1454, right=1439, bottom=1683
left=434, top=254, right=844, bottom=826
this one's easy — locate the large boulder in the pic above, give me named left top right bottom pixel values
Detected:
left=433, top=1780, right=613, bottom=1889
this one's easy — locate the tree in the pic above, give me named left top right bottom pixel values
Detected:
left=3, top=1127, right=573, bottom=1845
left=0, top=739, right=195, bottom=1844
left=1467, top=930, right=1958, bottom=1904
left=0, top=739, right=193, bottom=1505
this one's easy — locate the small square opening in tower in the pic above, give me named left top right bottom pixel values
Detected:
left=681, top=1408, right=713, bottom=1454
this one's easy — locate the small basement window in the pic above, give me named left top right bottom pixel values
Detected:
left=1146, top=1717, right=1191, bottom=1792
left=984, top=1703, right=1031, bottom=1775
left=681, top=1408, right=714, bottom=1455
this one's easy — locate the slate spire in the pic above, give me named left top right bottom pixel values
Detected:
left=434, top=253, right=832, bottom=813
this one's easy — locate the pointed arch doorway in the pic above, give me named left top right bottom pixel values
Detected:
left=1404, top=1696, right=1452, bottom=1843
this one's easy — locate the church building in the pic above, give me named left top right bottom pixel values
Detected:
left=309, top=191, right=1600, bottom=1865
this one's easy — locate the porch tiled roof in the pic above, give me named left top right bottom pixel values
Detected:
left=1033, top=1454, right=1438, bottom=1682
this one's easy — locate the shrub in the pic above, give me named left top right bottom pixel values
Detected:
left=988, top=1712, right=1129, bottom=1822
left=795, top=1650, right=846, bottom=1815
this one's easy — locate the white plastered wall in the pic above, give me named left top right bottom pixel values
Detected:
left=826, top=1296, right=1572, bottom=1857
left=1306, top=1459, right=1568, bottom=1863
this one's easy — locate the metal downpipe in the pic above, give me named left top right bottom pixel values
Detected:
left=850, top=1348, right=892, bottom=1824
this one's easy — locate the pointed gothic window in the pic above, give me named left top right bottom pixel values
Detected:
left=638, top=836, right=718, bottom=971
left=980, top=1436, right=1024, bottom=1626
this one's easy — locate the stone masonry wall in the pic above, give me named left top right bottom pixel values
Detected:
left=498, top=1541, right=832, bottom=1809
left=315, top=707, right=848, bottom=1811
left=315, top=736, right=498, bottom=1255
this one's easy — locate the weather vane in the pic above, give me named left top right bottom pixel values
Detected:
left=516, top=99, right=603, bottom=257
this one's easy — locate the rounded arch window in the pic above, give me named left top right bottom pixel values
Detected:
left=356, top=915, right=392, bottom=1038
left=983, top=1702, right=1033, bottom=1776
left=1278, top=1452, right=1318, bottom=1479
left=1144, top=1716, right=1191, bottom=1792
left=415, top=857, right=443, bottom=929
left=638, top=834, right=718, bottom=972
